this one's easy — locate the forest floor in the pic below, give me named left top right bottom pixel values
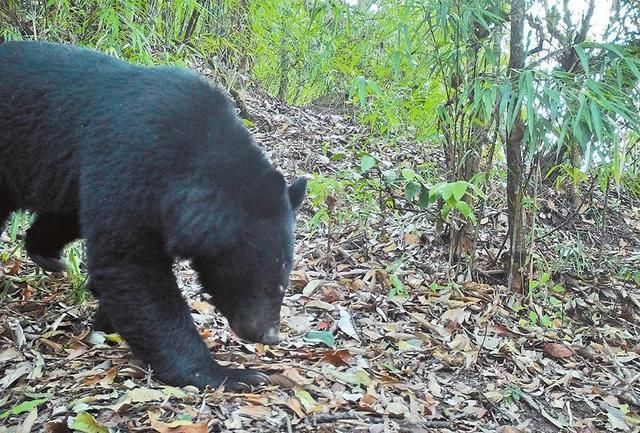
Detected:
left=1, top=62, right=640, bottom=433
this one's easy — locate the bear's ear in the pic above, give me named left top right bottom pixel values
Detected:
left=288, top=177, right=307, bottom=210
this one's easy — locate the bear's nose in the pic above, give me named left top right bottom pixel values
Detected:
left=260, top=326, right=280, bottom=345
left=230, top=317, right=281, bottom=345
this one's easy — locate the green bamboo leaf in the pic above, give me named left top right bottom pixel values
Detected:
left=590, top=101, right=603, bottom=142
left=392, top=51, right=401, bottom=78
left=483, top=86, right=494, bottom=118
left=556, top=118, right=570, bottom=158
left=484, top=47, right=497, bottom=66
left=524, top=71, right=535, bottom=143
left=367, top=79, right=382, bottom=95
left=601, top=42, right=625, bottom=58
left=573, top=94, right=587, bottom=135
left=574, top=45, right=589, bottom=75
left=623, top=57, right=640, bottom=81
left=499, top=82, right=512, bottom=127
left=0, top=398, right=49, bottom=419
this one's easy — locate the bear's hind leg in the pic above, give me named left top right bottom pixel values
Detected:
left=86, top=232, right=269, bottom=391
left=25, top=213, right=80, bottom=272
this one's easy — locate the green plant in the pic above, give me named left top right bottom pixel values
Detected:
left=423, top=180, right=486, bottom=224
left=305, top=174, right=344, bottom=233
left=554, top=240, right=588, bottom=274
left=504, top=385, right=522, bottom=402
left=67, top=243, right=88, bottom=302
left=526, top=272, right=566, bottom=328
left=386, top=260, right=408, bottom=298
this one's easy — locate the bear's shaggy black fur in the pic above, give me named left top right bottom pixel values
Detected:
left=0, top=41, right=306, bottom=390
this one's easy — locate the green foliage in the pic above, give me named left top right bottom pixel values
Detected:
left=0, top=0, right=249, bottom=64
left=0, top=398, right=49, bottom=419
left=386, top=260, right=408, bottom=298
left=358, top=149, right=485, bottom=225
left=503, top=42, right=640, bottom=174
left=504, top=386, right=522, bottom=402
left=250, top=0, right=448, bottom=136
left=554, top=240, right=588, bottom=274
left=67, top=243, right=88, bottom=301
left=426, top=180, right=486, bottom=223
left=305, top=174, right=344, bottom=232
left=515, top=272, right=567, bottom=329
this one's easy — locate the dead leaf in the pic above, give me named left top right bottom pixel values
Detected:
left=69, top=411, right=109, bottom=433
left=286, top=397, right=305, bottom=418
left=403, top=233, right=419, bottom=245
left=497, top=427, right=523, bottom=433
left=99, top=368, right=118, bottom=387
left=268, top=373, right=297, bottom=388
left=190, top=300, right=216, bottom=315
left=385, top=400, right=408, bottom=416
left=237, top=405, right=272, bottom=419
left=321, top=349, right=354, bottom=367
left=0, top=347, right=24, bottom=363
left=294, top=388, right=318, bottom=413
left=543, top=343, right=574, bottom=359
left=16, top=408, right=37, bottom=433
left=302, top=279, right=322, bottom=296
left=337, top=307, right=360, bottom=341
left=148, top=412, right=207, bottom=433
left=45, top=422, right=71, bottom=433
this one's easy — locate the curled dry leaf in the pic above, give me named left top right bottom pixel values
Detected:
left=45, top=422, right=71, bottom=433
left=267, top=373, right=297, bottom=388
left=543, top=343, right=574, bottom=359
left=321, top=349, right=354, bottom=367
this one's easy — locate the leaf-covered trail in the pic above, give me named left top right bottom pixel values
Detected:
left=1, top=63, right=640, bottom=433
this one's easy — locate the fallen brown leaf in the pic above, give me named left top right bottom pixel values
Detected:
left=543, top=343, right=574, bottom=359
left=148, top=412, right=207, bottom=433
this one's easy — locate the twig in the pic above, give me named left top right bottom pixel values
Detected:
left=597, top=174, right=610, bottom=262
left=309, top=410, right=369, bottom=425
left=332, top=269, right=369, bottom=278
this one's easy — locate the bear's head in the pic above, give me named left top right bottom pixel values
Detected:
left=183, top=170, right=306, bottom=344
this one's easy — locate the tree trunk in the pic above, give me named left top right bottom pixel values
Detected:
left=506, top=0, right=526, bottom=292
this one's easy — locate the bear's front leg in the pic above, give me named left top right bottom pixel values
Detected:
left=86, top=239, right=269, bottom=390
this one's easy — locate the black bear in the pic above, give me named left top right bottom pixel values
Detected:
left=0, top=41, right=306, bottom=390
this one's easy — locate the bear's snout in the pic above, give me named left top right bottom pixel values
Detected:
left=231, top=319, right=281, bottom=345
